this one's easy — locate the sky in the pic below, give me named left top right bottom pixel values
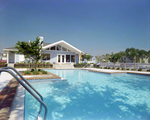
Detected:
left=0, top=0, right=149, bottom=56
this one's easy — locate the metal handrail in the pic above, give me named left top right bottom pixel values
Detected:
left=0, top=68, right=47, bottom=120
left=2, top=66, right=43, bottom=114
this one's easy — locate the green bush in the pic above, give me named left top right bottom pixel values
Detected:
left=23, top=70, right=31, bottom=75
left=122, top=68, right=125, bottom=70
left=104, top=67, right=107, bottom=69
left=46, top=62, right=50, bottom=64
left=138, top=68, right=142, bottom=71
left=147, top=69, right=150, bottom=72
left=38, top=69, right=41, bottom=71
left=108, top=67, right=110, bottom=69
left=0, top=62, right=6, bottom=65
left=74, top=63, right=87, bottom=68
left=112, top=67, right=115, bottom=69
left=42, top=70, right=47, bottom=74
left=31, top=69, right=34, bottom=72
left=126, top=68, right=129, bottom=70
left=100, top=67, right=102, bottom=69
left=33, top=70, right=39, bottom=75
left=116, top=67, right=120, bottom=70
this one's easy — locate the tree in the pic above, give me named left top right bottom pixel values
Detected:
left=105, top=54, right=110, bottom=62
left=125, top=47, right=138, bottom=69
left=15, top=37, right=43, bottom=70
left=117, top=51, right=125, bottom=62
left=138, top=49, right=148, bottom=63
left=109, top=53, right=120, bottom=67
left=148, top=50, right=150, bottom=63
left=83, top=54, right=92, bottom=61
left=96, top=56, right=100, bottom=63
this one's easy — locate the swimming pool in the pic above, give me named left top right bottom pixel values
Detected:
left=25, top=69, right=150, bottom=120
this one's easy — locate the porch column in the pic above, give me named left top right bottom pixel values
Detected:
left=39, top=50, right=41, bottom=63
left=79, top=53, right=81, bottom=63
left=7, top=51, right=9, bottom=63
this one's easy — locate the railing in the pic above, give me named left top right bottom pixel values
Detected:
left=0, top=67, right=48, bottom=120
left=99, top=62, right=150, bottom=71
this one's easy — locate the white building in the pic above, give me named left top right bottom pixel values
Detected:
left=3, top=39, right=84, bottom=64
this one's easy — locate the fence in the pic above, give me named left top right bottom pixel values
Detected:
left=99, top=62, right=150, bottom=71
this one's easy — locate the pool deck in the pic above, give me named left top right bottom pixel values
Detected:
left=84, top=68, right=150, bottom=75
left=0, top=68, right=150, bottom=120
left=0, top=68, right=61, bottom=120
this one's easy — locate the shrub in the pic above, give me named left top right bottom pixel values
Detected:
left=0, top=62, right=6, bottom=65
left=104, top=67, right=107, bottom=69
left=74, top=63, right=87, bottom=67
left=31, top=69, right=34, bottom=72
left=33, top=70, right=39, bottom=75
left=138, top=68, right=142, bottom=71
left=108, top=67, right=110, bottom=69
left=122, top=68, right=125, bottom=70
left=100, top=67, right=102, bottom=69
left=42, top=70, right=47, bottom=74
left=126, top=68, right=129, bottom=70
left=112, top=67, right=115, bottom=69
left=38, top=69, right=41, bottom=71
left=46, top=62, right=50, bottom=64
left=117, top=67, right=120, bottom=70
left=147, top=69, right=150, bottom=72
left=23, top=70, right=31, bottom=75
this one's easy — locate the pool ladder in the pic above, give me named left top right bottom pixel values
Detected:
left=0, top=67, right=48, bottom=120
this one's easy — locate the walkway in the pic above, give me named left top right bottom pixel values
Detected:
left=84, top=68, right=150, bottom=75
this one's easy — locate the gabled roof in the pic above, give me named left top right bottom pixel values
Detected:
left=3, top=40, right=84, bottom=54
left=42, top=40, right=84, bottom=54
left=3, top=47, right=18, bottom=51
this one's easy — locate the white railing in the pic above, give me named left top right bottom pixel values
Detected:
left=99, top=62, right=150, bottom=71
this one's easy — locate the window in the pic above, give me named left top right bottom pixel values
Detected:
left=42, top=54, right=50, bottom=60
left=58, top=55, right=60, bottom=62
left=71, top=55, right=75, bottom=62
left=62, top=55, right=65, bottom=62
left=66, top=55, right=70, bottom=62
left=57, top=45, right=61, bottom=51
left=50, top=46, right=55, bottom=50
left=46, top=48, right=50, bottom=50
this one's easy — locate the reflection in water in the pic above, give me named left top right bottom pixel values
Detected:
left=25, top=70, right=150, bottom=120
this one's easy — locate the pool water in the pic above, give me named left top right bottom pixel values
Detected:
left=25, top=70, right=150, bottom=120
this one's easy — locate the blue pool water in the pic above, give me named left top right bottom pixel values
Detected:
left=25, top=70, right=150, bottom=120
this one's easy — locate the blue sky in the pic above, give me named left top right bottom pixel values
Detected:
left=0, top=0, right=149, bottom=56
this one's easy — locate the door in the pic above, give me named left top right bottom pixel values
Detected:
left=62, top=55, right=65, bottom=63
left=57, top=55, right=66, bottom=63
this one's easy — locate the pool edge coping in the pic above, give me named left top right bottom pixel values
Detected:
left=6, top=68, right=150, bottom=120
left=8, top=78, right=65, bottom=120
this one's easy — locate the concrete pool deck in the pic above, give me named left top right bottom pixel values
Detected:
left=0, top=68, right=61, bottom=120
left=84, top=68, right=150, bottom=75
left=0, top=68, right=150, bottom=120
